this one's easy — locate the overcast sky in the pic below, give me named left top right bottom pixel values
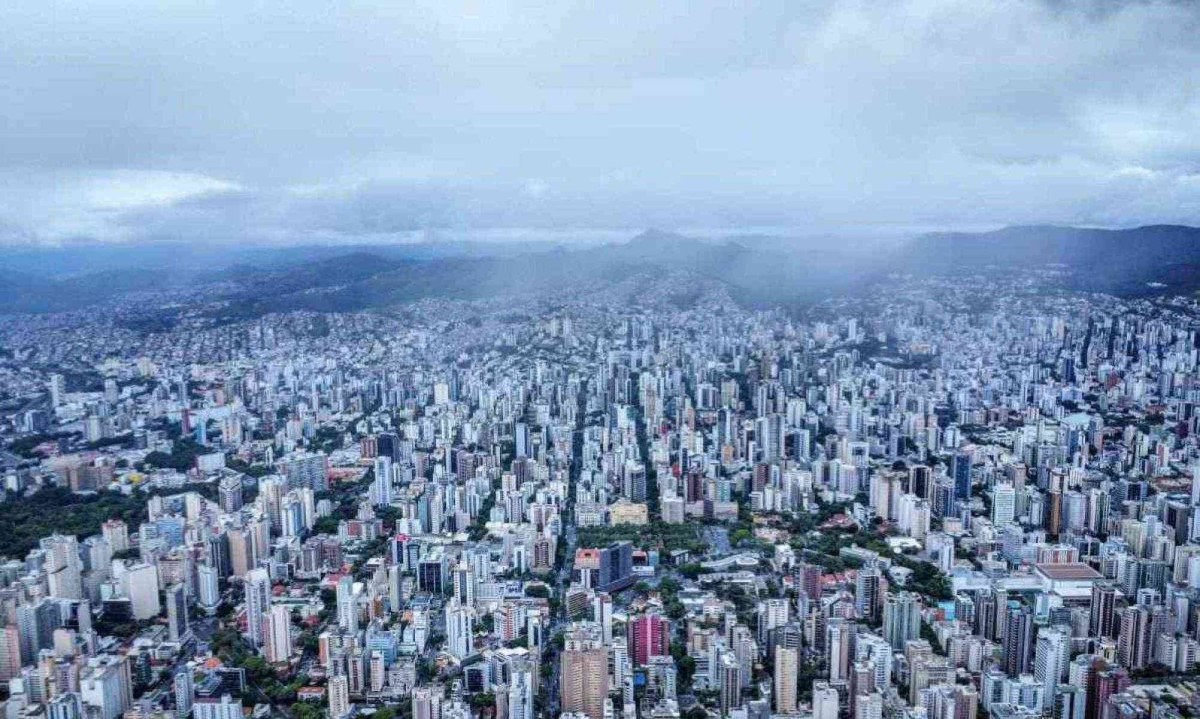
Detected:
left=1, top=0, right=1199, bottom=245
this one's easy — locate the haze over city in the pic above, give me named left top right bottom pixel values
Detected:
left=3, top=6, right=1200, bottom=719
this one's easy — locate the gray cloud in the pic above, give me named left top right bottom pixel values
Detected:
left=1, top=0, right=1199, bottom=244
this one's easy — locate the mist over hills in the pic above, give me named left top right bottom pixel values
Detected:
left=1, top=224, right=1198, bottom=317
left=897, top=224, right=1200, bottom=294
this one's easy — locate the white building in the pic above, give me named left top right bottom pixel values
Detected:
left=122, top=563, right=160, bottom=621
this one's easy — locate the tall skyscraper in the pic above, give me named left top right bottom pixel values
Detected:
left=328, top=675, right=350, bottom=719
left=48, top=374, right=65, bottom=408
left=855, top=692, right=883, bottom=719
left=218, top=475, right=244, bottom=514
left=42, top=535, right=83, bottom=600
left=814, top=681, right=840, bottom=719
left=855, top=564, right=883, bottom=623
left=336, top=575, right=357, bottom=633
left=1089, top=583, right=1116, bottom=639
left=372, top=456, right=393, bottom=507
left=244, top=569, right=272, bottom=648
left=560, top=623, right=609, bottom=719
left=123, top=563, right=161, bottom=621
left=757, top=598, right=790, bottom=644
left=1002, top=603, right=1034, bottom=677
left=507, top=660, right=534, bottom=719
left=1087, top=666, right=1128, bottom=719
left=411, top=686, right=442, bottom=719
left=774, top=645, right=798, bottom=713
left=1116, top=605, right=1159, bottom=671
left=174, top=668, right=194, bottom=718
left=452, top=562, right=476, bottom=607
left=166, top=583, right=190, bottom=642
left=1191, top=464, right=1200, bottom=507
left=627, top=613, right=670, bottom=666
left=444, top=598, right=474, bottom=659
left=198, top=564, right=221, bottom=612
left=827, top=618, right=852, bottom=682
left=1033, top=628, right=1068, bottom=712
left=953, top=452, right=972, bottom=500
left=0, top=625, right=21, bottom=681
left=992, top=483, right=1016, bottom=526
left=718, top=652, right=742, bottom=716
left=264, top=605, right=293, bottom=663
left=883, top=592, right=922, bottom=650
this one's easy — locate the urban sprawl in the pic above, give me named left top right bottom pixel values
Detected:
left=0, top=272, right=1196, bottom=719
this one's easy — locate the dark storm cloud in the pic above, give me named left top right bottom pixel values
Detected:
left=1, top=0, right=1199, bottom=244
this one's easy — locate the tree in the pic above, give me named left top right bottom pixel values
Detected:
left=524, top=584, right=550, bottom=599
left=293, top=704, right=325, bottom=719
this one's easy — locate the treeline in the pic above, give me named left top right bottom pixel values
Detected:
left=0, top=487, right=147, bottom=558
left=575, top=521, right=702, bottom=552
left=0, top=482, right=230, bottom=559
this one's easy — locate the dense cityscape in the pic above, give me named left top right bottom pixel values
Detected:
left=0, top=267, right=1194, bottom=719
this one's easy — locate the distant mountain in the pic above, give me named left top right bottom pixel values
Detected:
left=0, top=267, right=175, bottom=313
left=895, top=224, right=1200, bottom=294
left=4, top=224, right=1199, bottom=319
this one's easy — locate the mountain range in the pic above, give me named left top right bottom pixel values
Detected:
left=1, top=224, right=1198, bottom=318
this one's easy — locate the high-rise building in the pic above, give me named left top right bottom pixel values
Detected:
left=16, top=599, right=59, bottom=662
left=79, top=655, right=133, bottom=719
left=1087, top=666, right=1128, bottom=719
left=328, top=675, right=350, bottom=719
left=718, top=652, right=742, bottom=716
left=953, top=452, right=972, bottom=500
left=774, top=645, right=798, bottom=713
left=593, top=593, right=613, bottom=643
left=43, top=535, right=83, bottom=600
left=1089, top=583, right=1116, bottom=639
left=244, top=569, right=272, bottom=648
left=813, top=681, right=840, bottom=719
left=218, top=476, right=244, bottom=514
left=0, top=625, right=22, bottom=681
left=264, top=605, right=293, bottom=663
left=757, top=598, right=790, bottom=644
left=123, top=563, right=160, bottom=621
left=560, top=623, right=609, bottom=719
left=166, top=583, right=190, bottom=642
left=452, top=562, right=475, bottom=607
left=1033, top=629, right=1068, bottom=712
left=194, top=694, right=241, bottom=719
left=883, top=592, right=922, bottom=650
left=372, top=456, right=393, bottom=507
left=198, top=565, right=221, bottom=612
left=507, top=660, right=534, bottom=719
left=1002, top=603, right=1033, bottom=677
left=49, top=374, right=66, bottom=408
left=856, top=564, right=883, bottom=623
left=992, top=483, right=1017, bottom=526
left=444, top=598, right=474, bottom=659
left=827, top=618, right=852, bottom=682
left=277, top=452, right=329, bottom=493
left=336, top=575, right=357, bottom=633
left=1055, top=685, right=1086, bottom=719
left=174, top=668, right=194, bottom=718
left=855, top=692, right=883, bottom=719
left=1116, top=605, right=1160, bottom=671
left=628, top=613, right=670, bottom=666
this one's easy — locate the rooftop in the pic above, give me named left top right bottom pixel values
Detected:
left=1034, top=563, right=1102, bottom=581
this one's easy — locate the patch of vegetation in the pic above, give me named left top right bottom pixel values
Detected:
left=0, top=487, right=148, bottom=558
left=575, top=521, right=702, bottom=552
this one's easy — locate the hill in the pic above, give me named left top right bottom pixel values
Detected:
left=895, top=224, right=1200, bottom=294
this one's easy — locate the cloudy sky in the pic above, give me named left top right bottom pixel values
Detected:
left=2, top=0, right=1199, bottom=245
